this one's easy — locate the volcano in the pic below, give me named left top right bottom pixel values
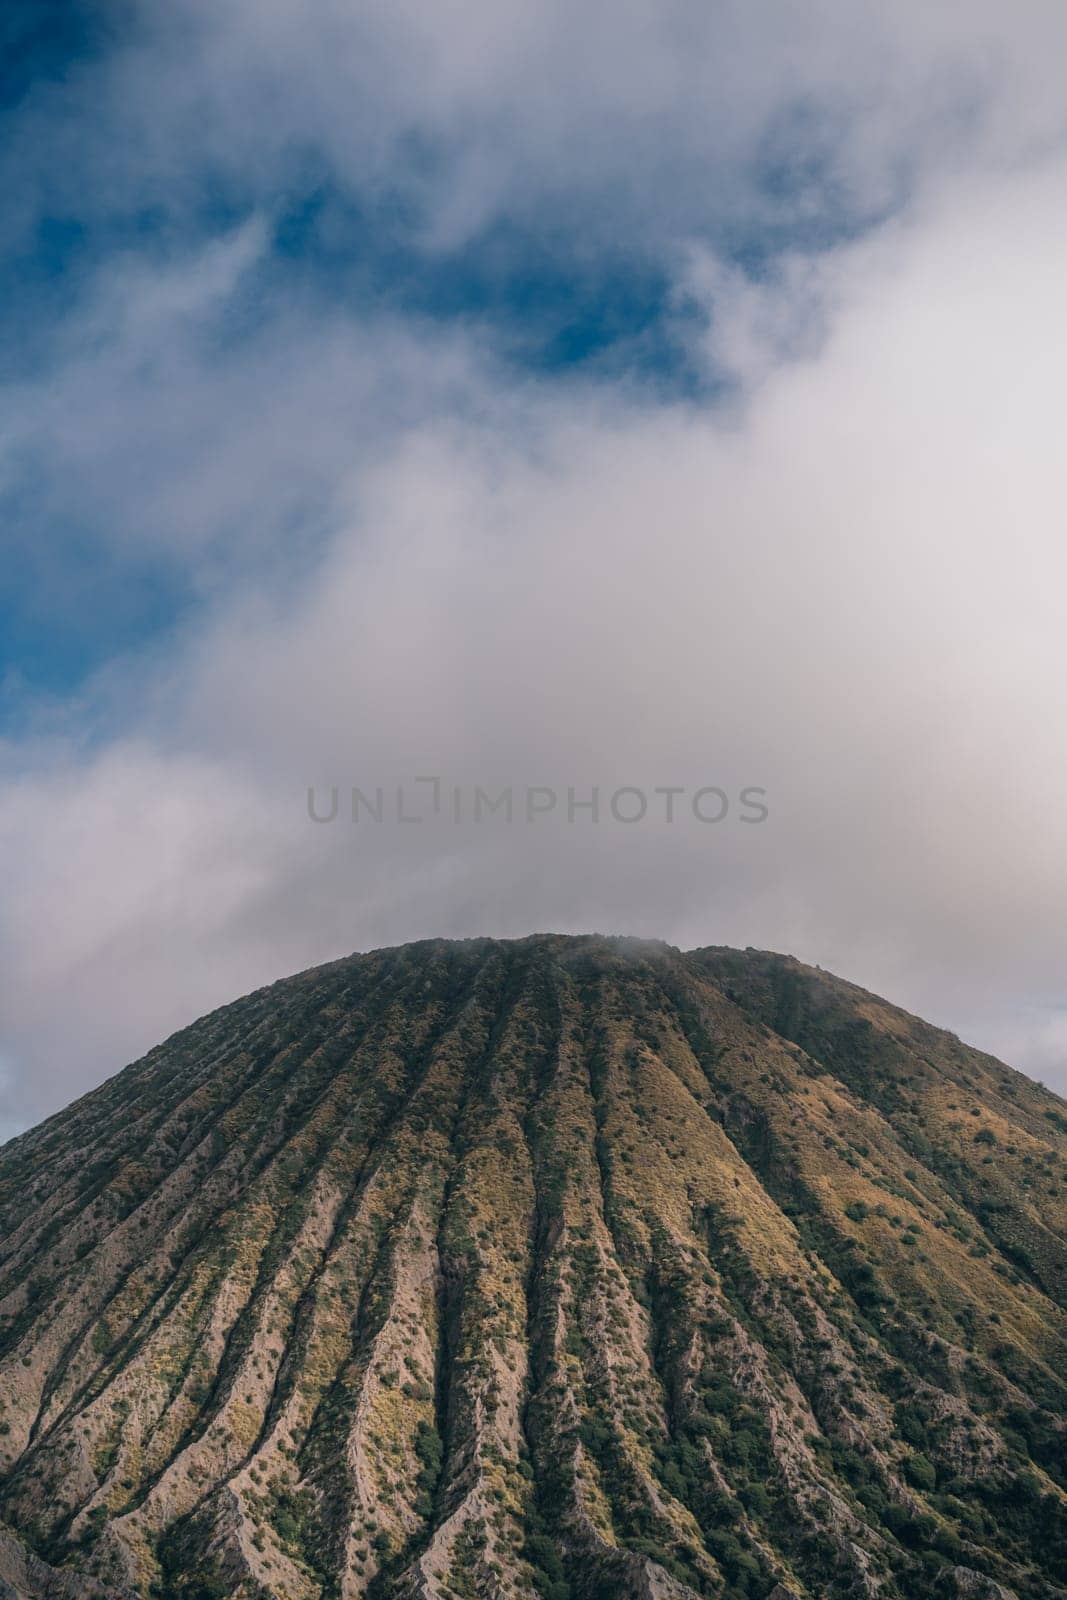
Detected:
left=0, top=936, right=1064, bottom=1600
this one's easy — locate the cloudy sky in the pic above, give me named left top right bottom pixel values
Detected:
left=3, top=0, right=1067, bottom=1138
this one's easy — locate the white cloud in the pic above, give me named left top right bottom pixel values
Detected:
left=5, top=0, right=1067, bottom=262
left=0, top=225, right=492, bottom=609
left=5, top=1, right=1067, bottom=1137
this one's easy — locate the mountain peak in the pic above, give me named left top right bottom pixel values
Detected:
left=1, top=938, right=1065, bottom=1600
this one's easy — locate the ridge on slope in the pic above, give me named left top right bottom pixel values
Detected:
left=0, top=935, right=1064, bottom=1600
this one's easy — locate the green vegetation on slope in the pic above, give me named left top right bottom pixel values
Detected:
left=0, top=936, right=1065, bottom=1600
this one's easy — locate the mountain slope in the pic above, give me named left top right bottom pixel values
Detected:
left=0, top=935, right=1065, bottom=1600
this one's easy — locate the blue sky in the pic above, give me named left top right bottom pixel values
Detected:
left=3, top=0, right=1067, bottom=1138
left=0, top=0, right=940, bottom=710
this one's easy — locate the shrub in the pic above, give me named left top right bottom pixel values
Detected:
left=905, top=1452, right=937, bottom=1492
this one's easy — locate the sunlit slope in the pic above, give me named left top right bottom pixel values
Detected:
left=0, top=936, right=1064, bottom=1600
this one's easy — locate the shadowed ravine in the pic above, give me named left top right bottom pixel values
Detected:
left=0, top=935, right=1065, bottom=1600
